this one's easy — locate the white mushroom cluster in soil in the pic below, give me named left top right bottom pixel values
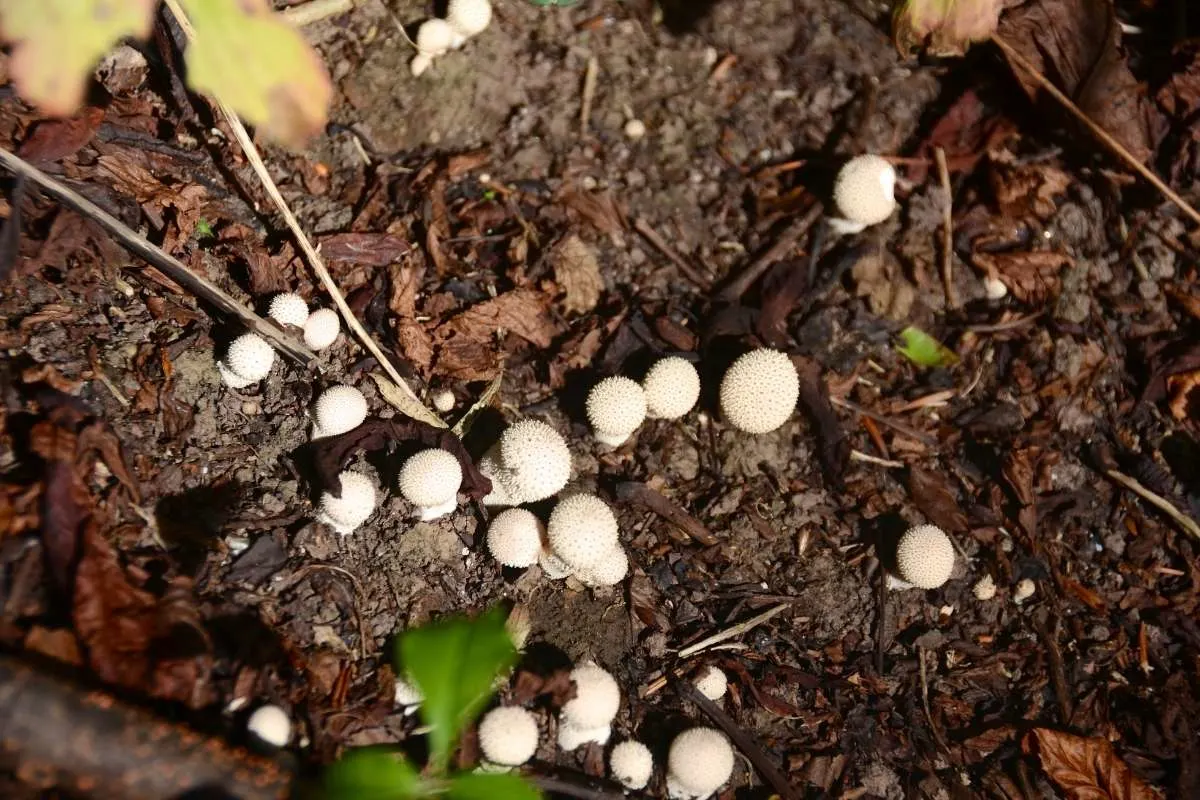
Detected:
left=218, top=333, right=275, bottom=388
left=666, top=727, right=735, bottom=799
left=477, top=706, right=539, bottom=769
left=893, top=523, right=956, bottom=590
left=557, top=661, right=620, bottom=750
left=609, top=740, right=654, bottom=790
left=480, top=419, right=571, bottom=507
left=829, top=153, right=897, bottom=235
left=718, top=348, right=800, bottom=434
left=410, top=0, right=492, bottom=76
left=398, top=448, right=463, bottom=521
left=317, top=470, right=377, bottom=535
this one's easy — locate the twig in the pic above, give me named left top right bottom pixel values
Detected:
left=632, top=218, right=713, bottom=290
left=718, top=204, right=822, bottom=301
left=681, top=682, right=800, bottom=800
left=0, top=148, right=314, bottom=365
left=849, top=449, right=904, bottom=469
left=992, top=33, right=1200, bottom=228
left=830, top=396, right=938, bottom=447
left=934, top=146, right=958, bottom=309
left=162, top=0, right=442, bottom=423
left=280, top=0, right=353, bottom=26
left=291, top=564, right=371, bottom=659
left=580, top=56, right=599, bottom=137
left=530, top=773, right=631, bottom=800
left=616, top=482, right=718, bottom=546
left=1104, top=468, right=1200, bottom=541
left=917, top=646, right=953, bottom=758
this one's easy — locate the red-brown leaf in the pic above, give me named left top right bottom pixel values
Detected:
left=1024, top=728, right=1161, bottom=800
left=18, top=108, right=106, bottom=164
left=320, top=232, right=411, bottom=267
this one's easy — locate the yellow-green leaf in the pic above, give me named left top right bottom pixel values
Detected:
left=0, top=0, right=157, bottom=115
left=179, top=0, right=331, bottom=148
left=896, top=326, right=959, bottom=368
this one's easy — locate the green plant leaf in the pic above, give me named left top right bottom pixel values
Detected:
left=896, top=326, right=959, bottom=368
left=448, top=772, right=542, bottom=800
left=179, top=0, right=331, bottom=148
left=399, top=608, right=517, bottom=773
left=322, top=747, right=423, bottom=800
left=0, top=0, right=157, bottom=115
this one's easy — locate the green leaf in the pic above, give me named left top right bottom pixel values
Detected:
left=896, top=326, right=959, bottom=368
left=322, top=748, right=423, bottom=800
left=179, top=0, right=331, bottom=148
left=0, top=0, right=157, bottom=115
left=448, top=772, right=542, bottom=800
left=399, top=608, right=518, bottom=773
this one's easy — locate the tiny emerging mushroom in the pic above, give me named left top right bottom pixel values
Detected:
left=693, top=665, right=727, bottom=701
left=718, top=348, right=799, bottom=434
left=666, top=727, right=735, bottom=800
left=316, top=470, right=377, bottom=534
left=477, top=706, right=539, bottom=769
left=398, top=448, right=463, bottom=521
left=312, top=384, right=368, bottom=439
left=303, top=308, right=340, bottom=351
left=828, top=154, right=897, bottom=235
left=609, top=740, right=653, bottom=790
left=218, top=333, right=275, bottom=388
left=486, top=508, right=544, bottom=569
left=643, top=356, right=701, bottom=420
left=586, top=376, right=647, bottom=446
left=246, top=704, right=291, bottom=750
left=411, top=18, right=455, bottom=76
left=893, top=524, right=956, bottom=590
left=268, top=292, right=309, bottom=328
left=445, top=0, right=492, bottom=47
left=561, top=661, right=620, bottom=730
left=547, top=494, right=620, bottom=571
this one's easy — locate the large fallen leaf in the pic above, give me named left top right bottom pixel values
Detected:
left=0, top=0, right=157, bottom=116
left=432, top=290, right=559, bottom=380
left=1024, top=729, right=1161, bottom=800
left=972, top=250, right=1071, bottom=304
left=893, top=0, right=1003, bottom=56
left=550, top=234, right=603, bottom=315
left=181, top=0, right=332, bottom=148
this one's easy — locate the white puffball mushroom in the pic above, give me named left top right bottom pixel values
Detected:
left=829, top=154, right=897, bottom=235
left=313, top=384, right=368, bottom=439
left=610, top=740, right=653, bottom=790
left=624, top=118, right=647, bottom=140
left=557, top=721, right=611, bottom=750
left=222, top=333, right=275, bottom=383
left=1014, top=578, right=1036, bottom=604
left=432, top=389, right=456, bottom=413
left=718, top=348, right=799, bottom=434
left=247, top=704, right=291, bottom=749
left=317, top=470, right=377, bottom=534
left=482, top=419, right=572, bottom=506
left=478, top=706, right=539, bottom=767
left=268, top=292, right=309, bottom=328
left=586, top=376, right=647, bottom=446
left=577, top=545, right=629, bottom=588
left=983, top=275, right=1009, bottom=300
left=399, top=448, right=463, bottom=521
left=416, top=18, right=455, bottom=55
left=666, top=728, right=734, bottom=800
left=446, top=0, right=492, bottom=45
left=410, top=52, right=434, bottom=78
left=303, top=308, right=340, bottom=351
left=694, top=666, right=727, bottom=701
left=217, top=361, right=255, bottom=389
left=973, top=574, right=997, bottom=601
left=895, top=524, right=956, bottom=590
left=394, top=675, right=424, bottom=713
left=487, top=508, right=544, bottom=569
left=643, top=356, right=701, bottom=420
left=561, top=662, right=620, bottom=730
left=538, top=548, right=573, bottom=579
left=548, top=494, right=620, bottom=571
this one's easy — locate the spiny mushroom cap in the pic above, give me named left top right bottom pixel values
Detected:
left=446, top=0, right=492, bottom=39
left=548, top=494, right=620, bottom=570
left=317, top=470, right=376, bottom=534
left=479, top=450, right=520, bottom=507
left=895, top=524, right=955, bottom=589
left=557, top=721, right=611, bottom=750
left=268, top=293, right=309, bottom=328
left=643, top=356, right=701, bottom=420
left=224, top=333, right=275, bottom=382
left=487, top=508, right=544, bottom=569
left=247, top=705, right=291, bottom=748
left=303, top=308, right=340, bottom=351
left=718, top=349, right=799, bottom=434
left=578, top=545, right=628, bottom=587
left=431, top=389, right=456, bottom=413
left=538, top=547, right=573, bottom=579
left=416, top=18, right=455, bottom=55
left=833, top=154, right=896, bottom=228
left=667, top=727, right=734, bottom=798
left=610, top=740, right=653, bottom=790
left=477, top=706, right=539, bottom=767
left=498, top=419, right=572, bottom=503
left=314, top=385, right=368, bottom=438
left=561, top=661, right=620, bottom=729
left=217, top=361, right=255, bottom=389
left=694, top=666, right=728, bottom=701
left=399, top=448, right=463, bottom=510
left=586, top=376, right=647, bottom=445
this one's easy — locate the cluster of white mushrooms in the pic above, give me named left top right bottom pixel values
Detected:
left=410, top=0, right=493, bottom=77
left=216, top=291, right=340, bottom=389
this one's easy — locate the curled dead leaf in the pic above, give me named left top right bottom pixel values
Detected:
left=1024, top=728, right=1162, bottom=800
left=972, top=250, right=1071, bottom=304
left=551, top=234, right=604, bottom=315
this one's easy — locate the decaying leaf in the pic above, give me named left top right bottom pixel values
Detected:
left=551, top=234, right=604, bottom=315
left=1024, top=728, right=1161, bottom=800
left=433, top=290, right=559, bottom=381
left=987, top=148, right=1073, bottom=218
left=320, top=233, right=411, bottom=267
left=893, top=0, right=1004, bottom=57
left=907, top=465, right=968, bottom=533
left=0, top=0, right=157, bottom=116
left=183, top=0, right=332, bottom=148
left=972, top=250, right=1071, bottom=304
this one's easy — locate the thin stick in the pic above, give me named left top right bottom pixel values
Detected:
left=934, top=146, right=958, bottom=309
left=830, top=396, right=938, bottom=447
left=0, top=148, right=314, bottom=365
left=162, top=0, right=441, bottom=421
left=580, top=56, right=599, bottom=137
left=992, top=33, right=1200, bottom=228
left=849, top=450, right=905, bottom=469
left=1105, top=468, right=1200, bottom=541
left=280, top=0, right=353, bottom=26
left=632, top=218, right=713, bottom=290
left=530, top=774, right=630, bottom=800
left=718, top=204, right=822, bottom=301
left=917, top=646, right=953, bottom=757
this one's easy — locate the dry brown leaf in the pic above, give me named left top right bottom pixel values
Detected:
left=319, top=232, right=410, bottom=267
left=973, top=250, right=1071, bottom=304
left=907, top=465, right=968, bottom=533
left=436, top=289, right=558, bottom=350
left=988, top=150, right=1073, bottom=218
left=551, top=234, right=603, bottom=315
left=558, top=187, right=627, bottom=238
left=1024, top=729, right=1161, bottom=800
left=17, top=107, right=106, bottom=164
left=1167, top=369, right=1200, bottom=422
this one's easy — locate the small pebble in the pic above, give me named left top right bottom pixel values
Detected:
left=1013, top=578, right=1036, bottom=604
left=241, top=400, right=260, bottom=416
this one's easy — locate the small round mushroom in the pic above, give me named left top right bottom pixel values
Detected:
left=548, top=494, right=620, bottom=571
left=394, top=675, right=424, bottom=714
left=666, top=727, right=734, bottom=800
left=586, top=376, right=647, bottom=446
left=561, top=661, right=620, bottom=730
left=983, top=275, right=1008, bottom=300
left=643, top=356, right=700, bottom=420
left=1013, top=578, right=1036, bottom=604
left=303, top=308, right=340, bottom=351
left=829, top=154, right=897, bottom=235
left=577, top=545, right=629, bottom=587
left=398, top=448, right=463, bottom=521
left=487, top=508, right=544, bottom=569
left=538, top=547, right=573, bottom=579
left=221, top=333, right=275, bottom=385
left=477, top=706, right=539, bottom=768
left=317, top=470, right=376, bottom=534
left=623, top=118, right=647, bottom=141
left=446, top=0, right=492, bottom=46
left=415, top=18, right=455, bottom=55
left=431, top=389, right=456, bottom=413
left=693, top=665, right=727, bottom=701
left=247, top=704, right=291, bottom=749
left=895, top=524, right=955, bottom=589
left=557, top=721, right=611, bottom=750
left=973, top=573, right=997, bottom=601
left=609, top=740, right=653, bottom=790
left=481, top=419, right=572, bottom=506
left=312, top=384, right=368, bottom=439
left=268, top=292, right=309, bottom=328
left=718, top=348, right=799, bottom=434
